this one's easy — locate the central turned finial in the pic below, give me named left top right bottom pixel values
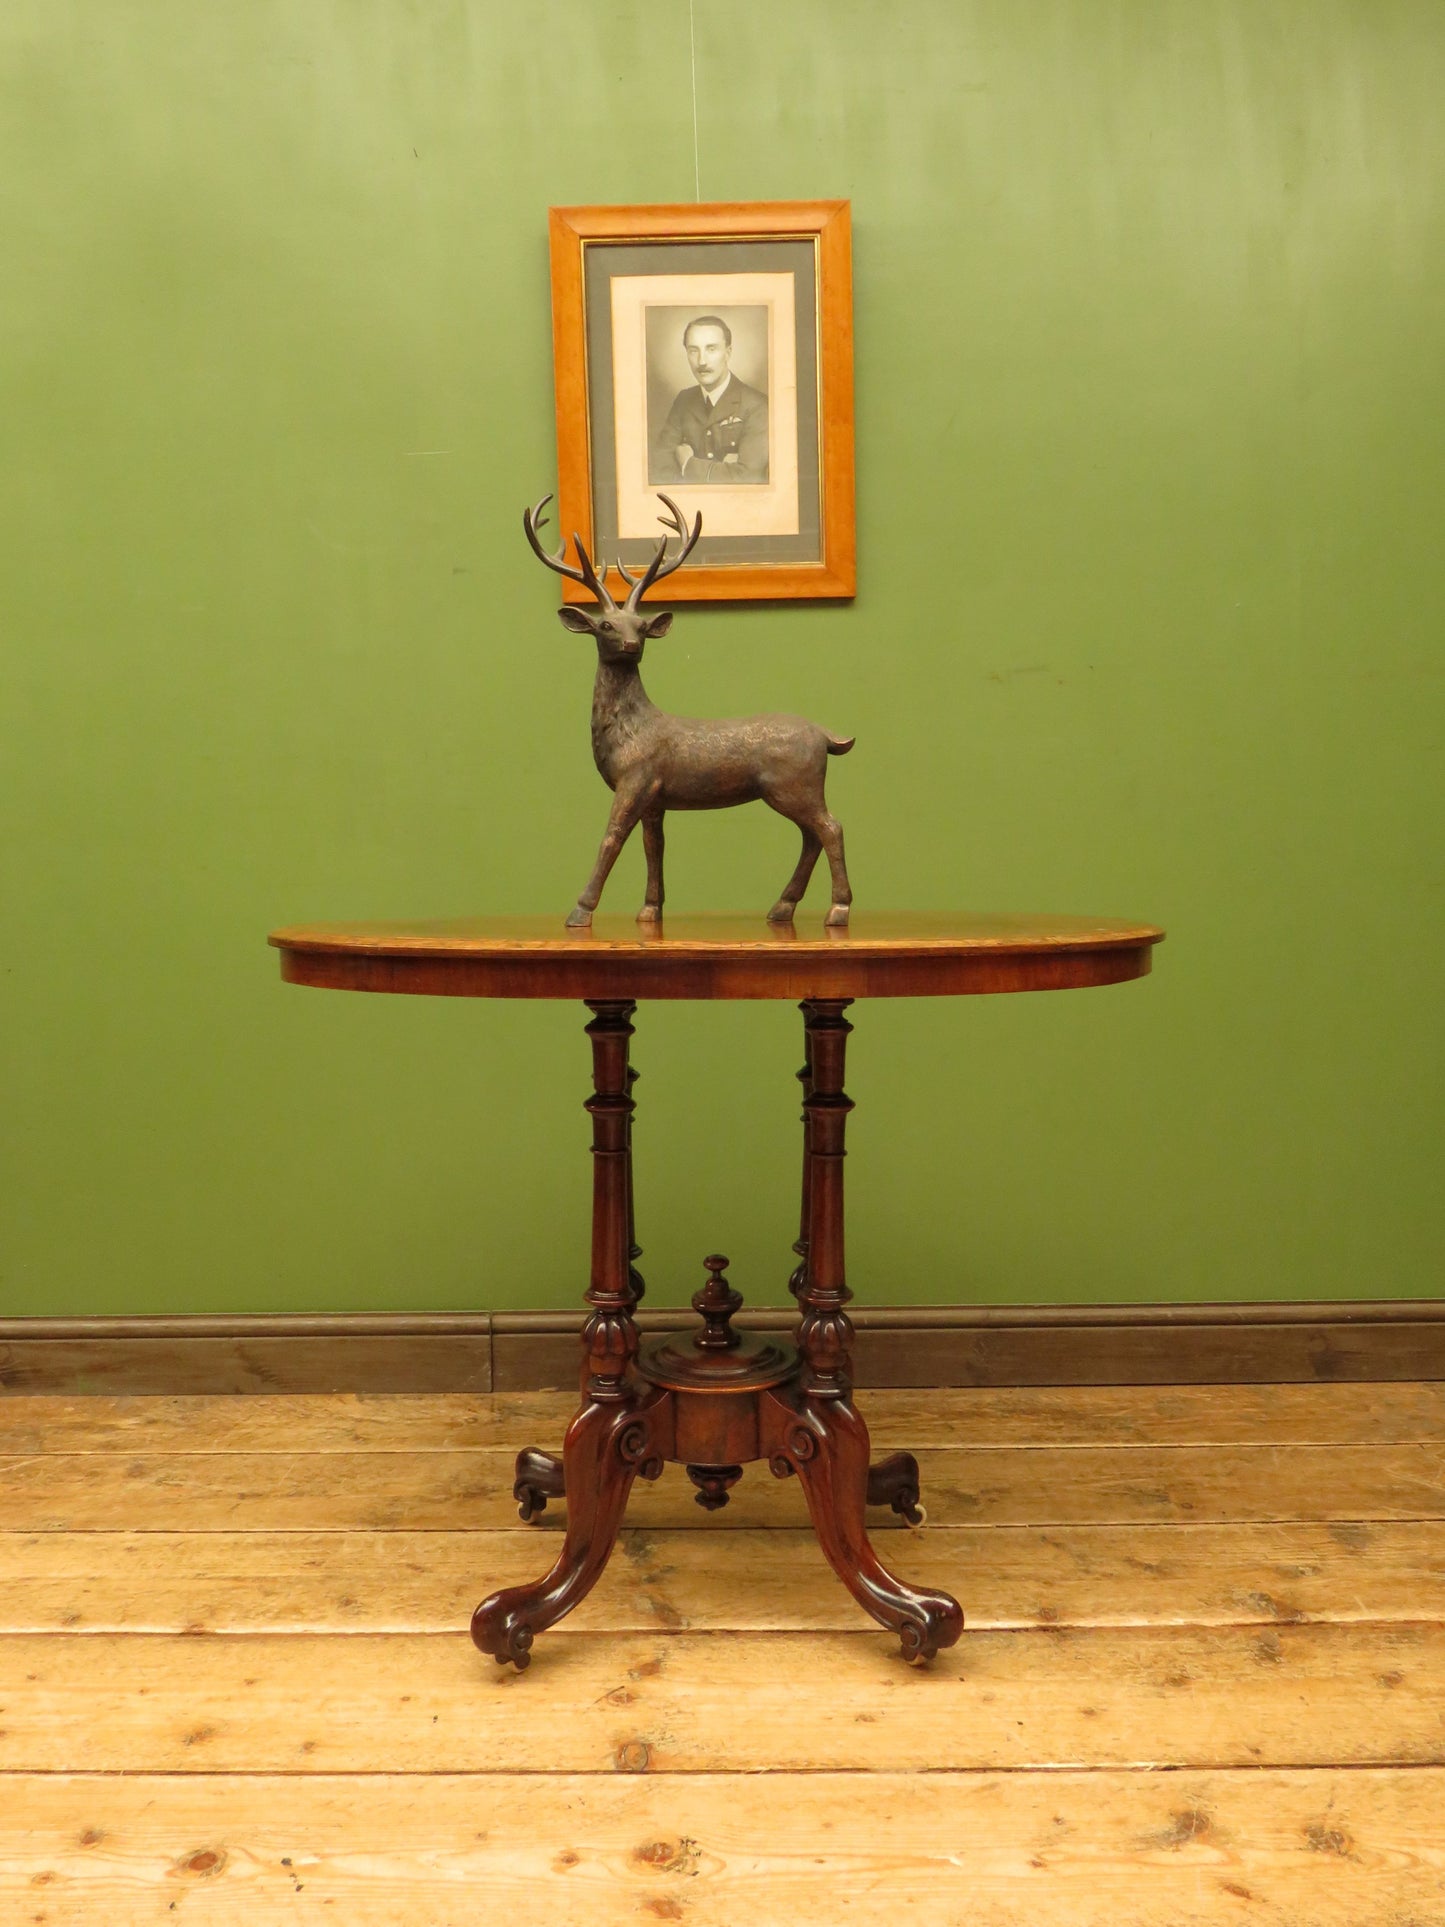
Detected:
left=693, top=1253, right=743, bottom=1351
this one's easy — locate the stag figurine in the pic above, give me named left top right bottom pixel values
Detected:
left=524, top=492, right=854, bottom=929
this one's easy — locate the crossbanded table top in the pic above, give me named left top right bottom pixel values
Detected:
left=269, top=912, right=1165, bottom=1001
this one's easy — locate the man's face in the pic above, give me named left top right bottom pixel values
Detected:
left=684, top=325, right=731, bottom=391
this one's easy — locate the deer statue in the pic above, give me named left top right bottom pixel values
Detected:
left=524, top=491, right=854, bottom=929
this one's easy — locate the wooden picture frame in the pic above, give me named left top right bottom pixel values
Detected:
left=548, top=199, right=855, bottom=603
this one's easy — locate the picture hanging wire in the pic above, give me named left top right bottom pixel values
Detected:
left=688, top=0, right=701, bottom=201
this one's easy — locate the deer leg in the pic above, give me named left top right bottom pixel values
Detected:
left=638, top=812, right=665, bottom=924
left=768, top=825, right=823, bottom=923
left=567, top=792, right=642, bottom=928
left=804, top=809, right=852, bottom=927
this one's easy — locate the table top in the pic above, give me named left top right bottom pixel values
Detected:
left=269, top=912, right=1165, bottom=1002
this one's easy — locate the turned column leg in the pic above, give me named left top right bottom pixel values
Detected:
left=787, top=1022, right=814, bottom=1302
left=794, top=999, right=854, bottom=1395
left=627, top=1057, right=645, bottom=1305
left=789, top=998, right=928, bottom=1524
left=576, top=999, right=644, bottom=1400
left=774, top=998, right=963, bottom=1659
left=473, top=1000, right=667, bottom=1665
left=514, top=1020, right=647, bottom=1523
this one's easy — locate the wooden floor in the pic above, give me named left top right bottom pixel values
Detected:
left=1, top=1382, right=1442, bottom=1924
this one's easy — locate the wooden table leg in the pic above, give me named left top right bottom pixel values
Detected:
left=787, top=1022, right=814, bottom=1300
left=763, top=998, right=964, bottom=1661
left=509, top=1012, right=647, bottom=1525
left=786, top=1002, right=926, bottom=1528
left=471, top=1000, right=669, bottom=1668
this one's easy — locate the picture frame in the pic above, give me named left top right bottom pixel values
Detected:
left=547, top=199, right=855, bottom=603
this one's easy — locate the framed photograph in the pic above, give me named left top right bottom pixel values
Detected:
left=547, top=200, right=854, bottom=602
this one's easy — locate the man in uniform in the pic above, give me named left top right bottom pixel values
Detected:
left=651, top=315, right=769, bottom=484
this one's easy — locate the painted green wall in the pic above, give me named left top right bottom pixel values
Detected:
left=4, top=1, right=1441, bottom=1317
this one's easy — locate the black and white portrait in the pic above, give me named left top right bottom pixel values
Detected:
left=605, top=267, right=803, bottom=546
left=645, top=306, right=770, bottom=486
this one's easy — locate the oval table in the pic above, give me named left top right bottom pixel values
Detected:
left=269, top=911, right=1165, bottom=1669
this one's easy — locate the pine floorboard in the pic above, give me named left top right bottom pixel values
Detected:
left=0, top=1382, right=1441, bottom=1923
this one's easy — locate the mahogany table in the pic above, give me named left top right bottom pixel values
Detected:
left=269, top=911, right=1164, bottom=1670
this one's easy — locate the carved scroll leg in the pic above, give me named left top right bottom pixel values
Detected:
left=764, top=1386, right=962, bottom=1662
left=513, top=1447, right=565, bottom=1524
left=867, top=1449, right=926, bottom=1527
left=472, top=1388, right=668, bottom=1669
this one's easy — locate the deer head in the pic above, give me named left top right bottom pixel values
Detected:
left=522, top=493, right=702, bottom=664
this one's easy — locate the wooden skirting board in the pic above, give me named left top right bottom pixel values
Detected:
left=1, top=1301, right=1442, bottom=1396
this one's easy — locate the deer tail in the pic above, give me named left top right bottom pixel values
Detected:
left=825, top=733, right=855, bottom=756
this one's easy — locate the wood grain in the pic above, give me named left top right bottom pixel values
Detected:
left=6, top=1381, right=1440, bottom=1453
left=2, top=1768, right=1439, bottom=1926
left=0, top=1332, right=496, bottom=1397
left=269, top=909, right=1164, bottom=1003
left=269, top=909, right=1166, bottom=954
left=2, top=1441, right=1438, bottom=1532
left=2, top=1379, right=1442, bottom=1922
left=3, top=1624, right=1442, bottom=1773
left=2, top=1521, right=1438, bottom=1634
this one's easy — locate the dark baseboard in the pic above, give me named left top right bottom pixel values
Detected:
left=0, top=1314, right=496, bottom=1397
left=1, top=1301, right=1442, bottom=1396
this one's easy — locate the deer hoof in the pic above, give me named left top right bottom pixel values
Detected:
left=565, top=906, right=593, bottom=929
left=766, top=901, right=797, bottom=924
left=825, top=903, right=851, bottom=928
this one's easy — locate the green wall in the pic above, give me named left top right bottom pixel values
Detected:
left=4, top=1, right=1441, bottom=1317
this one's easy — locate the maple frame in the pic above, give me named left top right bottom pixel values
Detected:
left=548, top=199, right=855, bottom=603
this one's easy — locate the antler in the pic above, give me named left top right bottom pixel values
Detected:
left=521, top=494, right=616, bottom=609
left=615, top=494, right=703, bottom=611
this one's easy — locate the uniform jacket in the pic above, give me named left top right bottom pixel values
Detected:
left=652, top=375, right=770, bottom=484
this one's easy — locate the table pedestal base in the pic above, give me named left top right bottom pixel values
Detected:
left=475, top=1322, right=958, bottom=1669
left=470, top=996, right=964, bottom=1672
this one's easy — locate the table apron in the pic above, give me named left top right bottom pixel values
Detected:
left=276, top=944, right=1155, bottom=1000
